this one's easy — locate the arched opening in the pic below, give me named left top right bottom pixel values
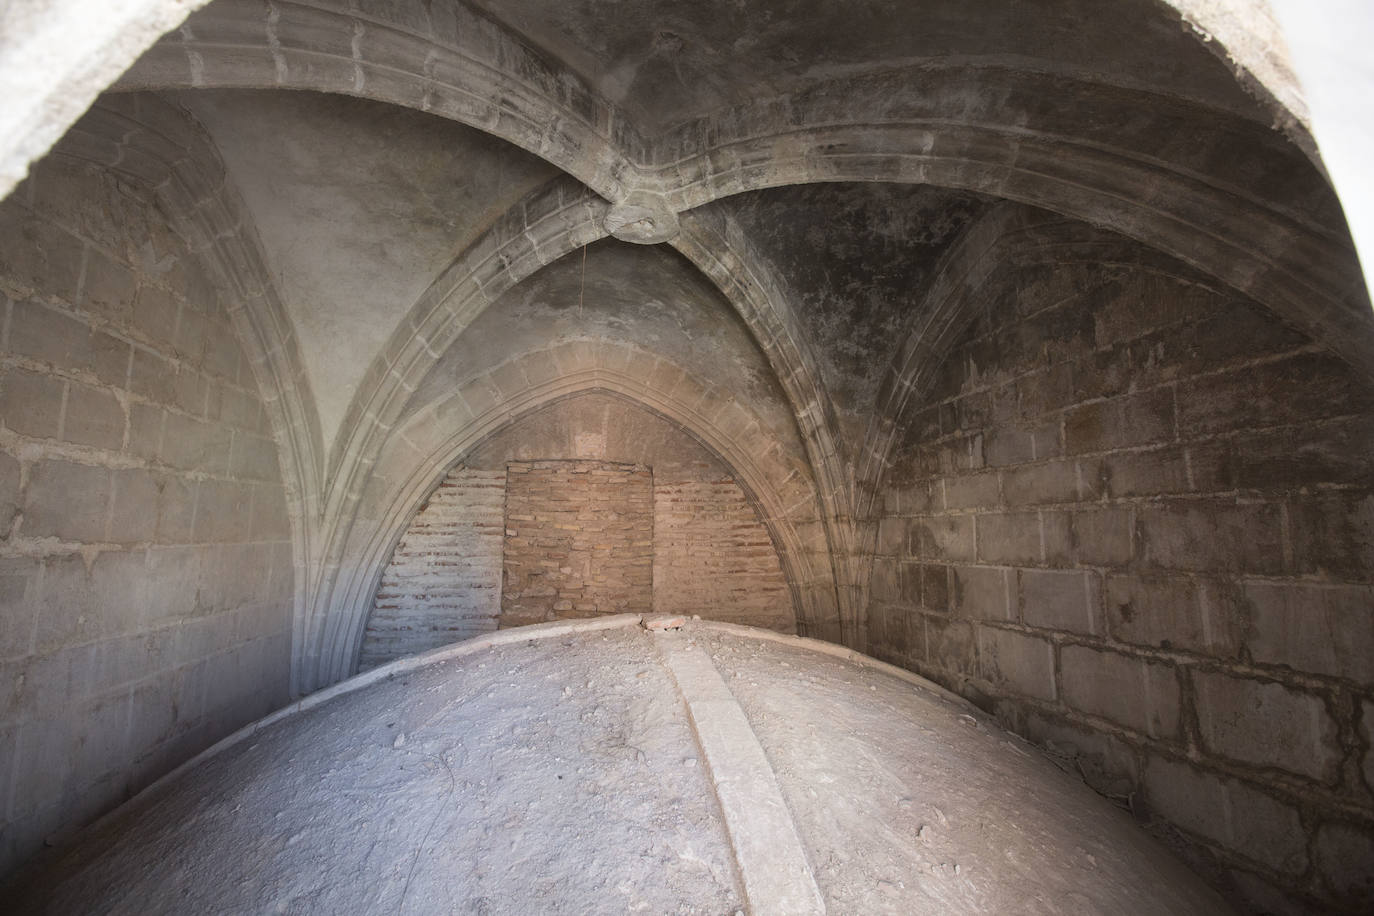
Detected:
left=359, top=391, right=796, bottom=669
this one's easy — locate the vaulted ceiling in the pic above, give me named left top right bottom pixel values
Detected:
left=40, top=0, right=1371, bottom=687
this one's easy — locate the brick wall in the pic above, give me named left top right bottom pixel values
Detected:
left=869, top=260, right=1374, bottom=912
left=358, top=466, right=504, bottom=669
left=502, top=460, right=653, bottom=625
left=362, top=450, right=797, bottom=665
left=0, top=158, right=293, bottom=874
left=654, top=477, right=794, bottom=632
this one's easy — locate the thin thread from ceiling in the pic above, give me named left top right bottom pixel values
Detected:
left=579, top=243, right=587, bottom=319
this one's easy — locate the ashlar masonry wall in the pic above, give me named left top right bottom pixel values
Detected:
left=868, top=255, right=1374, bottom=912
left=0, top=156, right=293, bottom=876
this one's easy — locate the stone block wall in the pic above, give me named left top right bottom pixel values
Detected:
left=501, top=460, right=653, bottom=625
left=358, top=466, right=504, bottom=669
left=654, top=477, right=794, bottom=632
left=0, top=157, right=293, bottom=875
left=868, top=260, right=1374, bottom=911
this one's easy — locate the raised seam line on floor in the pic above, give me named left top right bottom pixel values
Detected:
left=652, top=628, right=826, bottom=916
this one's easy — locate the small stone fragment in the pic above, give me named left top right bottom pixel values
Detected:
left=643, top=615, right=687, bottom=630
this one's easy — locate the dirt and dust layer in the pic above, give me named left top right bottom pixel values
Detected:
left=9, top=622, right=1226, bottom=915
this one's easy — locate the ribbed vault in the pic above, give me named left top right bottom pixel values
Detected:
left=110, top=0, right=1371, bottom=383
left=60, top=3, right=1367, bottom=682
left=4, top=2, right=1374, bottom=910
left=312, top=345, right=837, bottom=689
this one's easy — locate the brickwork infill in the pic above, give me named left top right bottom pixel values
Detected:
left=0, top=157, right=292, bottom=876
left=869, top=258, right=1374, bottom=912
left=359, top=467, right=505, bottom=669
left=361, top=457, right=798, bottom=666
left=502, top=461, right=653, bottom=625
left=654, top=478, right=794, bottom=632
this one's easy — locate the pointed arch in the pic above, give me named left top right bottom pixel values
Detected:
left=672, top=211, right=867, bottom=643
left=301, top=342, right=838, bottom=688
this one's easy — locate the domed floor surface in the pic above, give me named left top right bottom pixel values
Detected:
left=12, top=618, right=1228, bottom=914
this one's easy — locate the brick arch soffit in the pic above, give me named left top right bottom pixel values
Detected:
left=49, top=92, right=324, bottom=683
left=308, top=356, right=838, bottom=689
left=105, top=0, right=1372, bottom=388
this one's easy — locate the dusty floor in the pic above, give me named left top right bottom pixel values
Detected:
left=10, top=619, right=1227, bottom=914
left=699, top=627, right=1224, bottom=914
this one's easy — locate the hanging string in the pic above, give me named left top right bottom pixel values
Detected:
left=578, top=242, right=587, bottom=320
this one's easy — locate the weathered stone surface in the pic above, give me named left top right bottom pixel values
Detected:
left=1105, top=574, right=1242, bottom=658
left=977, top=511, right=1046, bottom=566
left=1245, top=581, right=1374, bottom=684
left=1143, top=755, right=1307, bottom=876
left=1020, top=568, right=1103, bottom=636
left=1, top=366, right=64, bottom=439
left=1314, top=820, right=1374, bottom=908
left=1059, top=644, right=1180, bottom=739
left=1071, top=507, right=1133, bottom=567
left=0, top=155, right=292, bottom=880
left=1064, top=388, right=1175, bottom=455
left=952, top=565, right=1012, bottom=622
left=1192, top=670, right=1340, bottom=782
left=1137, top=501, right=1287, bottom=575
left=977, top=625, right=1056, bottom=702
left=910, top=514, right=976, bottom=562
left=23, top=460, right=110, bottom=542
left=866, top=250, right=1374, bottom=912
left=1364, top=699, right=1374, bottom=794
